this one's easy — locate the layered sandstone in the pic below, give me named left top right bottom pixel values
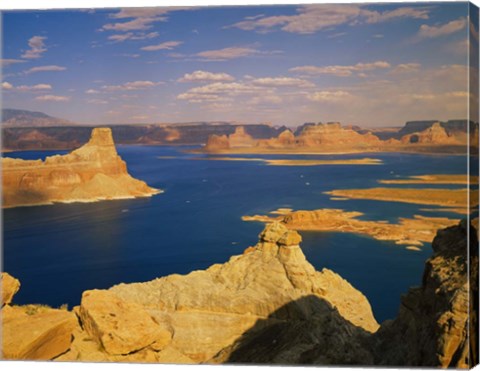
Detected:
left=371, top=220, right=477, bottom=368
left=2, top=128, right=160, bottom=208
left=0, top=220, right=476, bottom=366
left=400, top=122, right=461, bottom=145
left=204, top=126, right=255, bottom=151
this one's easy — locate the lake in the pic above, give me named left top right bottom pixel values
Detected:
left=2, top=145, right=468, bottom=323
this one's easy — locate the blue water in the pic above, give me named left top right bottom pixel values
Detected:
left=2, top=146, right=468, bottom=323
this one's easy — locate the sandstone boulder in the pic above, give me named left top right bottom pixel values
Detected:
left=2, top=305, right=77, bottom=360
left=78, top=290, right=172, bottom=355
left=1, top=272, right=20, bottom=306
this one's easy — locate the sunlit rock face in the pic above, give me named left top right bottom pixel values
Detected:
left=2, top=127, right=160, bottom=208
left=0, top=221, right=475, bottom=366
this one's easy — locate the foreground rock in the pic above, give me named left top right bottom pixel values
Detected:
left=1, top=220, right=476, bottom=366
left=78, top=290, right=172, bottom=355
left=371, top=220, right=478, bottom=368
left=2, top=127, right=160, bottom=208
left=1, top=272, right=20, bottom=306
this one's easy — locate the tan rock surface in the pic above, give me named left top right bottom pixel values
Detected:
left=2, top=127, right=160, bottom=208
left=372, top=220, right=477, bottom=368
left=1, top=272, right=20, bottom=306
left=2, top=304, right=78, bottom=360
left=243, top=208, right=459, bottom=246
left=78, top=290, right=172, bottom=355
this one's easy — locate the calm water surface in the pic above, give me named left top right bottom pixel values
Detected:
left=2, top=146, right=467, bottom=323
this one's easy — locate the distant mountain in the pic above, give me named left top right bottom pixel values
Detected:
left=1, top=109, right=76, bottom=127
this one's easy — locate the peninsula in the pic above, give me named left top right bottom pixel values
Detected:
left=2, top=128, right=160, bottom=208
left=242, top=208, right=459, bottom=248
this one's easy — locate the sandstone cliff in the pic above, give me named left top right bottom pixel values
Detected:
left=204, top=126, right=256, bottom=151
left=1, top=220, right=476, bottom=366
left=400, top=122, right=461, bottom=145
left=2, top=128, right=160, bottom=208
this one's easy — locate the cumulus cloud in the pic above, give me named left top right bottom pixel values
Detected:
left=35, top=95, right=70, bottom=102
left=24, top=65, right=67, bottom=74
left=102, top=80, right=163, bottom=91
left=250, top=77, right=314, bottom=88
left=2, top=82, right=52, bottom=91
left=228, top=5, right=430, bottom=34
left=108, top=31, right=159, bottom=42
left=307, top=90, right=354, bottom=102
left=2, top=82, right=13, bottom=90
left=141, top=41, right=182, bottom=51
left=178, top=70, right=235, bottom=83
left=417, top=18, right=467, bottom=40
left=0, top=59, right=26, bottom=67
left=21, top=36, right=47, bottom=59
left=290, top=61, right=391, bottom=77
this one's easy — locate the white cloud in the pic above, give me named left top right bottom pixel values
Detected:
left=251, top=77, right=314, bottom=88
left=103, top=7, right=194, bottom=32
left=102, top=80, right=163, bottom=91
left=0, top=59, right=26, bottom=67
left=87, top=99, right=109, bottom=105
left=391, top=63, right=421, bottom=73
left=307, top=90, right=354, bottom=102
left=2, top=82, right=13, bottom=90
left=85, top=89, right=100, bottom=94
left=108, top=32, right=159, bottom=42
left=417, top=18, right=467, bottom=40
left=178, top=70, right=235, bottom=83
left=229, top=5, right=430, bottom=34
left=35, top=95, right=70, bottom=102
left=140, top=41, right=182, bottom=51
left=290, top=61, right=391, bottom=77
left=177, top=82, right=265, bottom=102
left=16, top=84, right=52, bottom=91
left=195, top=47, right=258, bottom=61
left=24, top=65, right=67, bottom=74
left=2, top=82, right=52, bottom=91
left=21, top=36, right=47, bottom=59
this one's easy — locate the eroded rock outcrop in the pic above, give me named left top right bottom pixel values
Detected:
left=400, top=122, right=461, bottom=145
left=371, top=220, right=478, bottom=368
left=1, top=272, right=20, bottom=307
left=1, top=220, right=476, bottom=366
left=2, top=127, right=160, bottom=208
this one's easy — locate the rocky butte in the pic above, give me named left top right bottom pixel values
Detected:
left=2, top=127, right=160, bottom=208
left=1, top=220, right=477, bottom=367
left=201, top=122, right=471, bottom=154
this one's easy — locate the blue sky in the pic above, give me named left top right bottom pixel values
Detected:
left=1, top=3, right=477, bottom=127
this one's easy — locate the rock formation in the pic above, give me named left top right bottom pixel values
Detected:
left=1, top=220, right=476, bottom=367
left=371, top=220, right=478, bottom=368
left=1, top=272, right=20, bottom=307
left=2, top=127, right=160, bottom=208
left=400, top=122, right=461, bottom=145
left=204, top=126, right=256, bottom=151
